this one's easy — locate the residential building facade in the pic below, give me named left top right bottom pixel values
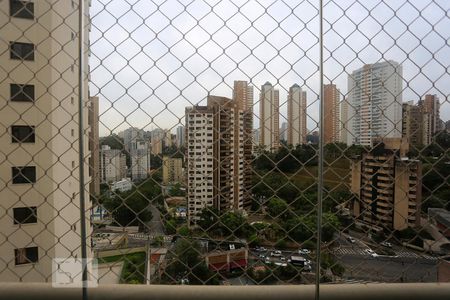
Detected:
left=259, top=82, right=280, bottom=151
left=186, top=96, right=246, bottom=224
left=0, top=0, right=91, bottom=281
left=130, top=140, right=151, bottom=181
left=89, top=96, right=100, bottom=196
left=162, top=156, right=183, bottom=184
left=324, top=84, right=340, bottom=144
left=287, top=84, right=307, bottom=145
left=347, top=61, right=403, bottom=146
left=100, top=145, right=127, bottom=183
left=176, top=125, right=185, bottom=148
left=351, top=138, right=422, bottom=231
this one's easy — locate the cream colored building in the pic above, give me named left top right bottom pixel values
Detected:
left=323, top=84, right=340, bottom=144
left=259, top=82, right=280, bottom=152
left=351, top=138, right=422, bottom=231
left=0, top=0, right=91, bottom=281
left=162, top=156, right=183, bottom=184
left=287, top=84, right=307, bottom=145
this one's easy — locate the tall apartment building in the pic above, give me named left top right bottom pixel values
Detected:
left=0, top=0, right=91, bottom=281
left=280, top=122, right=288, bottom=142
left=420, top=94, right=441, bottom=135
left=123, top=127, right=144, bottom=152
left=287, top=84, right=307, bottom=145
left=259, top=82, right=280, bottom=151
left=89, top=96, right=100, bottom=196
left=176, top=126, right=185, bottom=148
left=100, top=145, right=127, bottom=183
left=131, top=140, right=151, bottom=181
left=351, top=138, right=422, bottom=231
left=340, top=97, right=349, bottom=144
left=402, top=101, right=432, bottom=146
left=232, top=80, right=253, bottom=209
left=323, top=84, right=340, bottom=144
left=150, top=128, right=164, bottom=155
left=162, top=156, right=183, bottom=184
left=186, top=96, right=245, bottom=224
left=347, top=61, right=403, bottom=146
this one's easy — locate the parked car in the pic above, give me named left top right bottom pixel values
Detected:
left=280, top=256, right=286, bottom=262
left=271, top=250, right=282, bottom=257
left=381, top=241, right=392, bottom=248
left=347, top=236, right=356, bottom=243
left=258, top=247, right=267, bottom=252
left=298, top=249, right=311, bottom=255
left=259, top=254, right=266, bottom=259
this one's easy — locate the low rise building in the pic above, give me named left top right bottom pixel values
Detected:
left=429, top=208, right=450, bottom=238
left=111, top=178, right=133, bottom=193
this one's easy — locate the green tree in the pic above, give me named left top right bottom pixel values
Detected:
left=267, top=197, right=289, bottom=219
left=164, top=239, right=218, bottom=284
left=198, top=207, right=220, bottom=232
left=100, top=134, right=124, bottom=150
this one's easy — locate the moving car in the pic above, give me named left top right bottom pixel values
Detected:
left=298, top=249, right=311, bottom=255
left=271, top=250, right=282, bottom=257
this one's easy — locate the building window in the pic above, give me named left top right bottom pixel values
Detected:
left=14, top=247, right=38, bottom=265
left=10, top=84, right=34, bottom=102
left=13, top=207, right=37, bottom=224
left=12, top=166, right=36, bottom=184
left=10, top=42, right=35, bottom=61
left=9, top=0, right=34, bottom=19
left=11, top=125, right=35, bottom=143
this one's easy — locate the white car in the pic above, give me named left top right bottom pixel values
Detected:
left=271, top=250, right=282, bottom=257
left=381, top=241, right=392, bottom=248
left=365, top=249, right=378, bottom=257
left=280, top=256, right=286, bottom=262
left=347, top=236, right=356, bottom=243
left=298, top=249, right=311, bottom=255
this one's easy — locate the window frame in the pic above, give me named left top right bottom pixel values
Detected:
left=13, top=206, right=37, bottom=225
left=9, top=0, right=34, bottom=20
left=11, top=125, right=35, bottom=143
left=14, top=246, right=39, bottom=265
left=10, top=42, right=35, bottom=61
left=12, top=166, right=36, bottom=184
left=10, top=84, right=35, bottom=102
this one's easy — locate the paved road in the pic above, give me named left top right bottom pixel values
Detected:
left=147, top=205, right=165, bottom=235
left=333, top=233, right=439, bottom=282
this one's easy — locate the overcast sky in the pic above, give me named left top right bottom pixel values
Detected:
left=88, top=0, right=450, bottom=137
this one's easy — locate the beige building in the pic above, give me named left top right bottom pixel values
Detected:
left=89, top=96, right=100, bottom=196
left=0, top=0, right=91, bottom=281
left=100, top=145, right=127, bottom=183
left=162, top=157, right=183, bottom=184
left=259, top=82, right=279, bottom=152
left=421, top=94, right=441, bottom=134
left=323, top=84, right=340, bottom=144
left=232, top=80, right=253, bottom=209
left=351, top=138, right=422, bottom=231
left=186, top=96, right=246, bottom=224
left=287, top=84, right=307, bottom=145
left=340, top=96, right=349, bottom=144
left=402, top=101, right=432, bottom=146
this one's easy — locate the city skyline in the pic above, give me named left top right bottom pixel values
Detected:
left=90, top=0, right=450, bottom=136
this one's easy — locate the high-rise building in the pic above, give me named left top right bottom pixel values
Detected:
left=162, top=156, right=183, bottom=184
left=351, top=138, right=422, bottom=231
left=420, top=94, right=441, bottom=134
left=340, top=96, right=349, bottom=144
left=324, top=84, right=340, bottom=144
left=233, top=80, right=253, bottom=209
left=280, top=122, right=288, bottom=142
left=164, top=130, right=173, bottom=149
left=131, top=140, right=151, bottom=181
left=123, top=127, right=143, bottom=152
left=89, top=96, right=100, bottom=196
left=287, top=84, right=307, bottom=145
left=259, top=82, right=280, bottom=151
left=0, top=0, right=91, bottom=281
left=100, top=145, right=127, bottom=183
left=186, top=96, right=246, bottom=224
left=402, top=101, right=432, bottom=146
left=347, top=61, right=403, bottom=146
left=150, top=128, right=164, bottom=155
left=176, top=126, right=185, bottom=148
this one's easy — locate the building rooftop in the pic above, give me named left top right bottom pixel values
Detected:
left=429, top=208, right=450, bottom=228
